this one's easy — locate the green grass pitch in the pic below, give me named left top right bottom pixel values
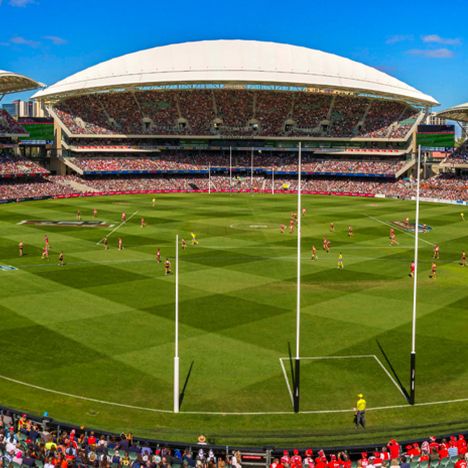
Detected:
left=0, top=193, right=467, bottom=446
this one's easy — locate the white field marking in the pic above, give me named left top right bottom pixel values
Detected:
left=372, top=355, right=408, bottom=401
left=367, top=216, right=435, bottom=246
left=279, top=358, right=294, bottom=406
left=279, top=354, right=407, bottom=411
left=0, top=373, right=172, bottom=413
left=1, top=371, right=468, bottom=415
left=19, top=258, right=155, bottom=269
left=96, top=210, right=138, bottom=245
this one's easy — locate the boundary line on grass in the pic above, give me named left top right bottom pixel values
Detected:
left=279, top=358, right=294, bottom=407
left=96, top=210, right=139, bottom=245
left=279, top=355, right=407, bottom=408
left=367, top=216, right=435, bottom=246
left=1, top=372, right=468, bottom=415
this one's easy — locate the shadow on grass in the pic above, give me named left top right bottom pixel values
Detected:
left=376, top=340, right=410, bottom=403
left=179, top=360, right=195, bottom=409
left=288, top=341, right=295, bottom=390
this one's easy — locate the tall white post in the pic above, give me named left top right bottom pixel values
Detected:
left=250, top=147, right=254, bottom=192
left=229, top=146, right=232, bottom=194
left=208, top=162, right=211, bottom=195
left=174, top=234, right=180, bottom=413
left=296, top=143, right=302, bottom=360
left=272, top=167, right=275, bottom=195
left=293, top=142, right=302, bottom=413
left=410, top=145, right=421, bottom=405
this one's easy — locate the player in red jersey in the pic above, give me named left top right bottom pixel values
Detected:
left=118, top=237, right=123, bottom=251
left=164, top=258, right=172, bottom=275
left=92, top=208, right=97, bottom=218
left=409, top=260, right=415, bottom=278
left=433, top=244, right=440, bottom=259
left=461, top=251, right=466, bottom=267
left=289, top=219, right=295, bottom=234
left=430, top=262, right=437, bottom=279
left=103, top=237, right=109, bottom=250
left=156, top=248, right=161, bottom=263
left=311, top=245, right=317, bottom=260
left=18, top=241, right=24, bottom=257
left=302, top=207, right=307, bottom=216
left=280, top=224, right=285, bottom=234
left=41, top=245, right=49, bottom=260
left=348, top=225, right=353, bottom=237
left=121, top=211, right=127, bottom=222
left=330, top=222, right=335, bottom=232
left=44, top=234, right=49, bottom=247
left=390, top=230, right=398, bottom=246
left=140, top=217, right=145, bottom=228
left=181, top=239, right=187, bottom=250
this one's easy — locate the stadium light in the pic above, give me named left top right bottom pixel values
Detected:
left=410, top=145, right=421, bottom=405
left=294, top=142, right=302, bottom=413
left=174, top=234, right=180, bottom=413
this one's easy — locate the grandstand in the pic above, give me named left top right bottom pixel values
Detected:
left=0, top=70, right=47, bottom=191
left=22, top=40, right=446, bottom=202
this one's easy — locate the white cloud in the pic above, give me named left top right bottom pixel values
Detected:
left=407, top=48, right=454, bottom=59
left=8, top=0, right=35, bottom=6
left=386, top=35, right=413, bottom=45
left=43, top=35, right=67, bottom=45
left=422, top=34, right=462, bottom=46
left=9, top=35, right=40, bottom=47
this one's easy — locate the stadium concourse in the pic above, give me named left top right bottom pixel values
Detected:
left=1, top=408, right=468, bottom=467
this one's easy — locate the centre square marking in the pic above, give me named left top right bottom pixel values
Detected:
left=279, top=354, right=407, bottom=410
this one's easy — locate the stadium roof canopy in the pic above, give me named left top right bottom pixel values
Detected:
left=33, top=40, right=438, bottom=106
left=0, top=69, right=44, bottom=95
left=436, top=102, right=468, bottom=123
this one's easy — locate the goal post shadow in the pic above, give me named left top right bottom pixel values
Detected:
left=279, top=354, right=409, bottom=412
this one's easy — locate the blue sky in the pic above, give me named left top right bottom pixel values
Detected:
left=1, top=0, right=466, bottom=110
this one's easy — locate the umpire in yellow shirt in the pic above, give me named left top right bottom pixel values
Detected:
left=354, top=393, right=366, bottom=429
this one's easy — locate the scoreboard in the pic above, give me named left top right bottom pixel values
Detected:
left=416, top=124, right=455, bottom=148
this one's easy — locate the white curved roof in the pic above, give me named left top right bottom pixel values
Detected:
left=0, top=69, right=44, bottom=94
left=437, top=102, right=468, bottom=122
left=33, top=40, right=438, bottom=105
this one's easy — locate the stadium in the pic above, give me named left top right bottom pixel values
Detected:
left=1, top=39, right=467, bottom=465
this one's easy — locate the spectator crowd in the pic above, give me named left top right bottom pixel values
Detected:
left=52, top=90, right=419, bottom=140
left=67, top=154, right=407, bottom=177
left=0, top=110, right=27, bottom=135
left=1, top=410, right=467, bottom=468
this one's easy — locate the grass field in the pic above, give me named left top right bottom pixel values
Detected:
left=0, top=193, right=467, bottom=446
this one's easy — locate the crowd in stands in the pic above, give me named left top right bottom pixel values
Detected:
left=52, top=90, right=419, bottom=139
left=66, top=154, right=407, bottom=177
left=0, top=176, right=75, bottom=200
left=1, top=410, right=467, bottom=468
left=443, top=142, right=468, bottom=166
left=0, top=110, right=27, bottom=135
left=1, top=172, right=466, bottom=202
left=0, top=152, right=49, bottom=177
